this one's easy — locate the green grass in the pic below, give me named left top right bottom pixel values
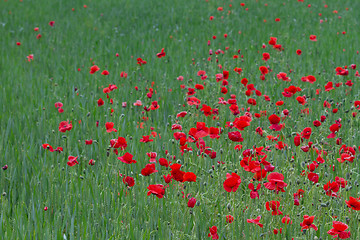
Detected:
left=1, top=0, right=360, bottom=239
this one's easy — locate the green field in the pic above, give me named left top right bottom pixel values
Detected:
left=1, top=0, right=360, bottom=239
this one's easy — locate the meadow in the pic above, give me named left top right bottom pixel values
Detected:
left=1, top=0, right=360, bottom=239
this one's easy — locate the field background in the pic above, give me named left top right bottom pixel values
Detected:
left=1, top=0, right=360, bottom=239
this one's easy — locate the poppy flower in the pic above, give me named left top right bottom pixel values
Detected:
left=110, top=137, right=127, bottom=150
left=88, top=159, right=95, bottom=165
left=187, top=97, right=201, bottom=106
left=325, top=81, right=335, bottom=91
left=85, top=139, right=93, bottom=145
left=105, top=122, right=117, bottom=133
left=323, top=181, right=339, bottom=197
left=156, top=48, right=166, bottom=58
left=140, top=135, right=154, bottom=142
left=309, top=35, right=317, bottom=41
left=268, top=37, right=277, bottom=45
left=282, top=215, right=292, bottom=224
left=59, top=121, right=73, bottom=132
left=264, top=172, right=287, bottom=193
left=208, top=226, right=219, bottom=239
left=123, top=176, right=135, bottom=187
left=268, top=114, right=283, bottom=131
left=345, top=196, right=360, bottom=210
left=97, top=98, right=104, bottom=106
left=277, top=72, right=290, bottom=81
left=307, top=172, right=319, bottom=183
left=226, top=215, right=234, bottom=223
left=147, top=184, right=165, bottom=198
left=328, top=221, right=351, bottom=239
left=296, top=49, right=302, bottom=55
left=262, top=53, right=270, bottom=61
left=141, top=164, right=158, bottom=176
left=223, top=172, right=241, bottom=192
left=90, top=65, right=100, bottom=74
left=228, top=131, right=244, bottom=142
left=42, top=143, right=54, bottom=152
left=137, top=58, right=147, bottom=66
left=170, top=164, right=185, bottom=182
left=183, top=172, right=197, bottom=182
left=259, top=66, right=269, bottom=75
left=163, top=174, right=172, bottom=183
left=189, top=122, right=209, bottom=139
left=118, top=152, right=137, bottom=164
left=158, top=158, right=170, bottom=167
left=233, top=116, right=251, bottom=130
left=300, top=215, right=318, bottom=231
left=200, top=104, right=212, bottom=116
left=187, top=197, right=196, bottom=208
left=327, top=123, right=341, bottom=138
left=54, top=147, right=63, bottom=153
left=67, top=156, right=79, bottom=167
left=247, top=216, right=263, bottom=228
left=266, top=201, right=282, bottom=215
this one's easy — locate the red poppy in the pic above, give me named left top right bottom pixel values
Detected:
left=324, top=81, right=335, bottom=91
left=163, top=174, right=172, bottom=183
left=59, top=121, right=73, bottom=132
left=268, top=114, right=283, bottom=131
left=105, top=122, right=117, bottom=133
left=296, top=49, right=302, bottom=55
left=309, top=35, right=317, bottom=41
left=97, top=98, right=104, bottom=106
left=223, top=172, right=241, bottom=192
left=233, top=116, right=251, bottom=130
left=118, top=152, right=137, bottom=164
left=300, top=215, right=318, bottom=231
left=226, top=215, right=234, bottom=223
left=208, top=226, right=219, bottom=239
left=247, top=216, right=263, bottom=228
left=147, top=184, right=165, bottom=198
left=90, top=65, right=100, bottom=74
left=323, top=181, right=339, bottom=197
left=307, top=172, right=319, bottom=183
left=266, top=201, right=282, bottom=215
left=277, top=72, right=290, bottom=81
left=228, top=131, right=244, bottom=142
left=120, top=71, right=128, bottom=78
left=183, top=172, right=197, bottom=182
left=264, top=172, right=287, bottom=193
left=281, top=215, right=292, bottom=224
left=328, top=221, right=351, bottom=239
left=123, top=176, right=135, bottom=187
left=140, top=135, right=154, bottom=142
left=137, top=58, right=147, bottom=66
left=101, top=70, right=109, bottom=75
left=170, top=163, right=185, bottom=182
left=88, top=159, right=95, bottom=165
left=259, top=66, right=269, bottom=75
left=141, top=164, right=158, bottom=176
left=262, top=52, right=270, bottom=61
left=67, top=156, right=79, bottom=167
left=156, top=48, right=166, bottom=58
left=187, top=197, right=196, bottom=208
left=187, top=97, right=201, bottom=106
left=159, top=158, right=170, bottom=167
left=200, top=104, right=213, bottom=116
left=85, top=139, right=93, bottom=145
left=345, top=196, right=360, bottom=210
left=176, top=111, right=188, bottom=118
left=42, top=143, right=54, bottom=152
left=110, top=137, right=127, bottom=150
